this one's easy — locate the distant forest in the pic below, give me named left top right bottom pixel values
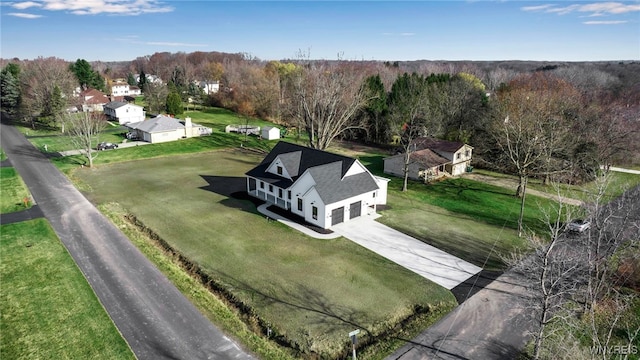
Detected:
left=2, top=51, right=639, bottom=174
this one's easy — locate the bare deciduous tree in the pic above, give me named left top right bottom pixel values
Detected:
left=285, top=60, right=369, bottom=150
left=493, top=73, right=580, bottom=235
left=65, top=111, right=107, bottom=168
left=507, top=176, right=640, bottom=360
left=20, top=57, right=76, bottom=128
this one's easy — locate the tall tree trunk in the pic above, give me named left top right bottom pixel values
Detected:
left=518, top=176, right=527, bottom=237
left=402, top=151, right=411, bottom=192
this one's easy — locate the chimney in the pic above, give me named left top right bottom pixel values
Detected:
left=184, top=117, right=193, bottom=138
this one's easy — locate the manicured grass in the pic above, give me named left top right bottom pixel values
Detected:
left=74, top=149, right=456, bottom=358
left=378, top=190, right=524, bottom=270
left=474, top=168, right=640, bottom=203
left=0, top=167, right=31, bottom=213
left=99, top=202, right=295, bottom=360
left=15, top=123, right=128, bottom=153
left=0, top=219, right=134, bottom=360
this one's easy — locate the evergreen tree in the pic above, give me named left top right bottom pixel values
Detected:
left=1, top=64, right=21, bottom=113
left=362, top=74, right=389, bottom=144
left=165, top=91, right=183, bottom=115
left=138, top=70, right=147, bottom=91
left=127, top=73, right=137, bottom=86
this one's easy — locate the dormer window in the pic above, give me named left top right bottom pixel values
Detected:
left=277, top=166, right=283, bottom=175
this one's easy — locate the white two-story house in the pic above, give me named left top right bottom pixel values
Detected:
left=246, top=142, right=389, bottom=229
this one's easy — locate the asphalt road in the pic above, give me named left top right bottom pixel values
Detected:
left=386, top=270, right=536, bottom=360
left=1, top=120, right=256, bottom=360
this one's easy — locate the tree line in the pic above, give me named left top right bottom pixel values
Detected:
left=2, top=53, right=638, bottom=182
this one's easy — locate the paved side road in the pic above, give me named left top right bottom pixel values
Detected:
left=387, top=270, right=535, bottom=360
left=1, top=121, right=255, bottom=360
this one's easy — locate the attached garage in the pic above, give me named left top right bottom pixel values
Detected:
left=349, top=201, right=361, bottom=219
left=332, top=207, right=344, bottom=226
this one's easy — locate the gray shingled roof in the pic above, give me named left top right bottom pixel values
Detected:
left=412, top=137, right=471, bottom=153
left=308, top=162, right=379, bottom=204
left=126, top=115, right=184, bottom=133
left=104, top=101, right=128, bottom=110
left=278, top=151, right=301, bottom=177
left=246, top=141, right=379, bottom=205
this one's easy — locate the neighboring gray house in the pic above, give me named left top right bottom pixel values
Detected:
left=383, top=148, right=450, bottom=183
left=103, top=101, right=145, bottom=124
left=126, top=115, right=212, bottom=143
left=384, top=137, right=474, bottom=181
left=246, top=142, right=389, bottom=229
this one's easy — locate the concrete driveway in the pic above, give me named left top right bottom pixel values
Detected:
left=332, top=216, right=482, bottom=290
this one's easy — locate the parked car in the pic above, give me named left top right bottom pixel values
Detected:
left=567, top=219, right=591, bottom=232
left=125, top=132, right=140, bottom=140
left=97, top=142, right=118, bottom=151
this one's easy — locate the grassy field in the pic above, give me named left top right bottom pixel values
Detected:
left=473, top=168, right=640, bottom=203
left=0, top=219, right=135, bottom=360
left=0, top=167, right=32, bottom=213
left=74, top=149, right=456, bottom=358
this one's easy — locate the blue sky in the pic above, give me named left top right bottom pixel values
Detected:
left=1, top=1, right=639, bottom=62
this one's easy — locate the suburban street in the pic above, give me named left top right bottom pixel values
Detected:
left=0, top=119, right=255, bottom=360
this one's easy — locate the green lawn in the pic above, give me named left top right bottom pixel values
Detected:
left=14, top=123, right=128, bottom=154
left=73, top=149, right=456, bottom=358
left=0, top=167, right=32, bottom=213
left=0, top=219, right=135, bottom=360
left=474, top=168, right=640, bottom=203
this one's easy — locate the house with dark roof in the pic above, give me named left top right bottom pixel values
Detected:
left=246, top=142, right=389, bottom=229
left=125, top=115, right=212, bottom=143
left=103, top=101, right=145, bottom=124
left=77, top=88, right=110, bottom=112
left=383, top=137, right=473, bottom=182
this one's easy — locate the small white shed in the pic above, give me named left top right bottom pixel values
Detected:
left=261, top=126, right=280, bottom=140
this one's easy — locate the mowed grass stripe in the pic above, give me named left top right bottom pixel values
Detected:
left=0, top=219, right=135, bottom=360
left=74, top=149, right=456, bottom=358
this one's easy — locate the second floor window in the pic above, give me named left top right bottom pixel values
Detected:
left=278, top=189, right=283, bottom=198
left=277, top=166, right=283, bottom=175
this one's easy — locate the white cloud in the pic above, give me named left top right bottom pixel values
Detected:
left=583, top=20, right=628, bottom=24
left=10, top=0, right=174, bottom=16
left=521, top=4, right=555, bottom=12
left=7, top=12, right=43, bottom=18
left=522, top=2, right=640, bottom=16
left=11, top=1, right=42, bottom=10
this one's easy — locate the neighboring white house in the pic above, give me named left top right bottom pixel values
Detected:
left=125, top=115, right=212, bottom=143
left=197, top=80, right=220, bottom=95
left=261, top=126, right=280, bottom=140
left=135, top=74, right=163, bottom=84
left=111, top=82, right=141, bottom=97
left=103, top=101, right=146, bottom=124
left=383, top=137, right=473, bottom=180
left=246, top=142, right=389, bottom=229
